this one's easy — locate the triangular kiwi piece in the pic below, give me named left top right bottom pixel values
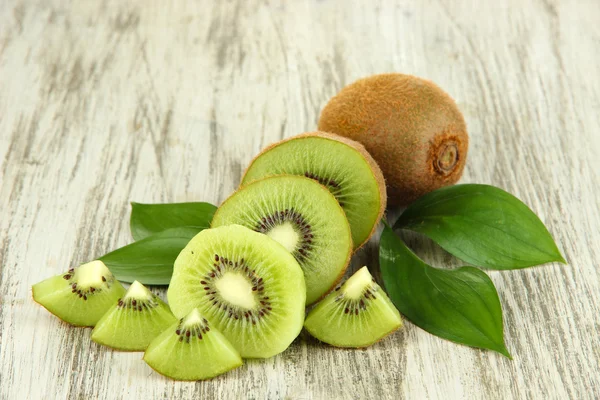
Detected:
left=91, top=281, right=177, bottom=351
left=304, top=266, right=402, bottom=348
left=143, top=308, right=243, bottom=381
left=32, top=260, right=126, bottom=327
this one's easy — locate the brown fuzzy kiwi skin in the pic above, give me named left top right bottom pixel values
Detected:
left=317, top=73, right=469, bottom=206
left=213, top=175, right=353, bottom=305
left=240, top=131, right=387, bottom=250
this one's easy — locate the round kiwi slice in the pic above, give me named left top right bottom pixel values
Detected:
left=32, top=260, right=126, bottom=327
left=304, top=266, right=402, bottom=348
left=241, top=132, right=386, bottom=249
left=318, top=73, right=469, bottom=206
left=167, top=225, right=306, bottom=358
left=91, top=281, right=177, bottom=351
left=211, top=175, right=353, bottom=305
left=143, top=308, right=242, bottom=381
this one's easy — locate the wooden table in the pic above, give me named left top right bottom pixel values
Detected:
left=1, top=1, right=599, bottom=399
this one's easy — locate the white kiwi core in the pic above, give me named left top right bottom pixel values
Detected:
left=266, top=222, right=300, bottom=252
left=183, top=308, right=203, bottom=326
left=125, top=281, right=151, bottom=299
left=75, top=260, right=110, bottom=289
left=342, top=266, right=373, bottom=300
left=215, top=272, right=257, bottom=309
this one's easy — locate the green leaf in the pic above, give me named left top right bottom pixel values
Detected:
left=380, top=225, right=511, bottom=358
left=130, top=202, right=217, bottom=241
left=395, top=184, right=565, bottom=269
left=99, top=227, right=199, bottom=285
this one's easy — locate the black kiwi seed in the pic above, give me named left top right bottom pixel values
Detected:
left=174, top=319, right=211, bottom=344
left=254, top=208, right=314, bottom=261
left=116, top=296, right=158, bottom=311
left=303, top=172, right=341, bottom=192
left=63, top=274, right=102, bottom=300
left=198, top=253, right=272, bottom=323
left=337, top=285, right=380, bottom=315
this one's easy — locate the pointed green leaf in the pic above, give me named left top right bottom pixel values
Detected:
left=380, top=225, right=511, bottom=357
left=395, top=184, right=565, bottom=269
left=99, top=227, right=199, bottom=285
left=130, top=202, right=217, bottom=241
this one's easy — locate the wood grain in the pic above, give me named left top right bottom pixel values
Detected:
left=1, top=0, right=599, bottom=398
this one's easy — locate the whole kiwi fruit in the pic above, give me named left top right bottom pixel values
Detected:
left=318, top=73, right=469, bottom=206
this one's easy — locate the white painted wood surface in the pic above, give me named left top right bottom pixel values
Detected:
left=1, top=0, right=599, bottom=398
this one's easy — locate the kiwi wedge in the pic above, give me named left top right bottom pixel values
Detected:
left=304, top=266, right=402, bottom=348
left=91, top=281, right=177, bottom=351
left=211, top=175, right=353, bottom=305
left=318, top=73, right=469, bottom=206
left=167, top=225, right=306, bottom=358
left=143, top=308, right=242, bottom=381
left=32, top=260, right=126, bottom=327
left=241, top=132, right=386, bottom=249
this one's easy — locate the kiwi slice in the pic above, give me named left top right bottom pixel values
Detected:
left=211, top=175, right=353, bottom=305
left=143, top=308, right=242, bottom=381
left=318, top=73, right=469, bottom=206
left=241, top=132, right=386, bottom=249
left=32, top=260, right=126, bottom=327
left=167, top=225, right=306, bottom=358
left=91, top=281, right=177, bottom=351
left=304, top=266, right=402, bottom=348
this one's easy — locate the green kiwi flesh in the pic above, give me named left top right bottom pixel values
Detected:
left=91, top=281, right=177, bottom=351
left=304, top=266, right=402, bottom=348
left=32, top=260, right=126, bottom=327
left=211, top=175, right=353, bottom=305
left=167, top=225, right=306, bottom=358
left=143, top=308, right=242, bottom=381
left=241, top=132, right=386, bottom=249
